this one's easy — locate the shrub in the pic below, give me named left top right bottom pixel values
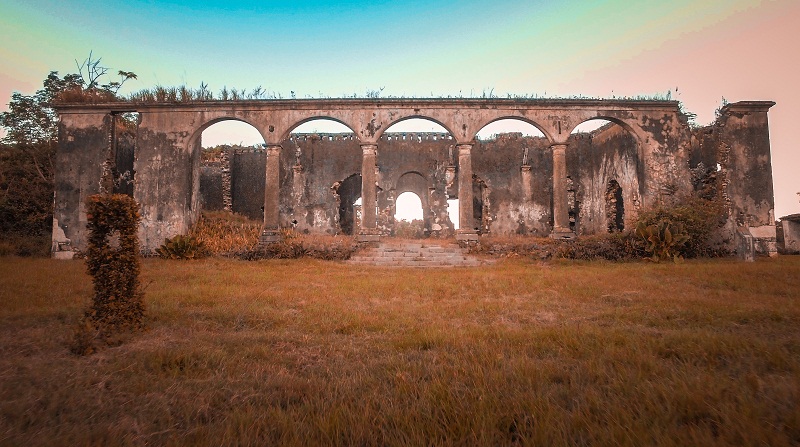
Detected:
left=554, top=233, right=641, bottom=261
left=634, top=196, right=726, bottom=258
left=240, top=228, right=358, bottom=261
left=189, top=211, right=261, bottom=256
left=73, top=194, right=144, bottom=355
left=394, top=219, right=425, bottom=239
left=634, top=220, right=690, bottom=263
left=155, top=235, right=208, bottom=260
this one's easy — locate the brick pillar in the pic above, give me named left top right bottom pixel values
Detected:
left=456, top=143, right=478, bottom=242
left=359, top=144, right=379, bottom=240
left=550, top=143, right=573, bottom=238
left=261, top=144, right=282, bottom=243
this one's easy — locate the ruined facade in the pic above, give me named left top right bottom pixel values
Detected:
left=51, top=98, right=777, bottom=257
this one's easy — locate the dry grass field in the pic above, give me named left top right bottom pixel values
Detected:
left=1, top=255, right=799, bottom=446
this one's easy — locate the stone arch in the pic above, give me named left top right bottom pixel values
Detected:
left=568, top=117, right=642, bottom=234
left=473, top=116, right=553, bottom=143
left=567, top=115, right=646, bottom=147
left=186, top=117, right=269, bottom=223
left=395, top=171, right=430, bottom=231
left=282, top=116, right=358, bottom=141
left=187, top=116, right=268, bottom=152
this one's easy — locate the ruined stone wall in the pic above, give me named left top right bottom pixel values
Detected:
left=473, top=134, right=552, bottom=236
left=53, top=99, right=776, bottom=255
left=568, top=125, right=642, bottom=235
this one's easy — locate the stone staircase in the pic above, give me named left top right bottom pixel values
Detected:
left=346, top=241, right=489, bottom=268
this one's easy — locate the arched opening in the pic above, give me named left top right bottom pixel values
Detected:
left=286, top=118, right=361, bottom=235
left=606, top=179, right=624, bottom=232
left=472, top=118, right=548, bottom=236
left=334, top=174, right=362, bottom=235
left=475, top=118, right=546, bottom=141
left=380, top=118, right=455, bottom=237
left=196, top=119, right=267, bottom=221
left=568, top=118, right=640, bottom=235
left=394, top=192, right=425, bottom=238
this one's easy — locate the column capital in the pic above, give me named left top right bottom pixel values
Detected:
left=550, top=143, right=568, bottom=153
left=361, top=143, right=377, bottom=156
left=456, top=143, right=472, bottom=156
left=266, top=144, right=282, bottom=156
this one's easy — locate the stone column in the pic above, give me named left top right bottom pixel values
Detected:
left=456, top=143, right=478, bottom=241
left=521, top=165, right=533, bottom=201
left=359, top=144, right=380, bottom=240
left=261, top=144, right=282, bottom=243
left=550, top=143, right=573, bottom=237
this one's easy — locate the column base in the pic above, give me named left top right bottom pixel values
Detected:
left=550, top=228, right=576, bottom=239
left=357, top=229, right=382, bottom=243
left=455, top=230, right=480, bottom=248
left=259, top=228, right=282, bottom=245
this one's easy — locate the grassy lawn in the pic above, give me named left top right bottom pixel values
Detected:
left=1, top=256, right=799, bottom=446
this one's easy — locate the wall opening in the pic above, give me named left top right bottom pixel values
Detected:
left=606, top=179, right=624, bottom=232
left=394, top=191, right=425, bottom=238
left=568, top=118, right=640, bottom=234
left=198, top=120, right=267, bottom=220
left=335, top=174, right=362, bottom=235
left=111, top=112, right=139, bottom=197
left=381, top=118, right=454, bottom=237
left=475, top=118, right=546, bottom=141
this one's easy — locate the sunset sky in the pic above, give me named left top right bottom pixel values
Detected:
left=1, top=0, right=798, bottom=217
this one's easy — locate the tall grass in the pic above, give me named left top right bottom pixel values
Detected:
left=1, top=256, right=799, bottom=445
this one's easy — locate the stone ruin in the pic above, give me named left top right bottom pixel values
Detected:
left=50, top=98, right=777, bottom=258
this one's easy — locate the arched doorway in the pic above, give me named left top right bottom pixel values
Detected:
left=568, top=118, right=641, bottom=235
left=379, top=118, right=455, bottom=237
left=473, top=118, right=549, bottom=236
left=287, top=118, right=361, bottom=235
left=195, top=119, right=267, bottom=221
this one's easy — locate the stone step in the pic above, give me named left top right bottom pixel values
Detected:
left=345, top=241, right=490, bottom=268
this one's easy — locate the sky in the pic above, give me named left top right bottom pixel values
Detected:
left=1, top=0, right=798, bottom=218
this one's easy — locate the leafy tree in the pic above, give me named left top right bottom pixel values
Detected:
left=0, top=54, right=135, bottom=256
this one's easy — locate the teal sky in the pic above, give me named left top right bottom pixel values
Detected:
left=1, top=0, right=798, bottom=217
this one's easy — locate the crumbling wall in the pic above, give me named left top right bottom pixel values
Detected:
left=53, top=113, right=114, bottom=258
left=693, top=102, right=777, bottom=255
left=473, top=134, right=552, bottom=236
left=568, top=124, right=642, bottom=235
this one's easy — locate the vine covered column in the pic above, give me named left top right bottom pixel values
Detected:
left=550, top=143, right=573, bottom=238
left=456, top=143, right=478, bottom=242
left=359, top=143, right=380, bottom=240
left=261, top=144, right=282, bottom=243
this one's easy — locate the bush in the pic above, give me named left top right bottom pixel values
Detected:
left=240, top=228, right=358, bottom=261
left=554, top=233, right=641, bottom=261
left=73, top=194, right=144, bottom=355
left=394, top=219, right=425, bottom=239
left=634, top=220, right=690, bottom=263
left=634, top=196, right=726, bottom=258
left=189, top=211, right=261, bottom=256
left=155, top=235, right=208, bottom=260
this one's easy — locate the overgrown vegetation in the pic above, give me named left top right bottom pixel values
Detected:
left=394, top=219, right=425, bottom=239
left=155, top=235, right=208, bottom=260
left=72, top=194, right=145, bottom=355
left=0, top=54, right=133, bottom=256
left=1, top=256, right=798, bottom=445
left=252, top=228, right=358, bottom=261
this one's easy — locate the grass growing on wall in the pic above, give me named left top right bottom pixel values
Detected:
left=1, top=256, right=799, bottom=445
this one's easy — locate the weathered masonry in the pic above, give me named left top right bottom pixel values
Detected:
left=51, top=98, right=777, bottom=257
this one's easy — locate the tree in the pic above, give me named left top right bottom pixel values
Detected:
left=0, top=54, right=136, bottom=255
